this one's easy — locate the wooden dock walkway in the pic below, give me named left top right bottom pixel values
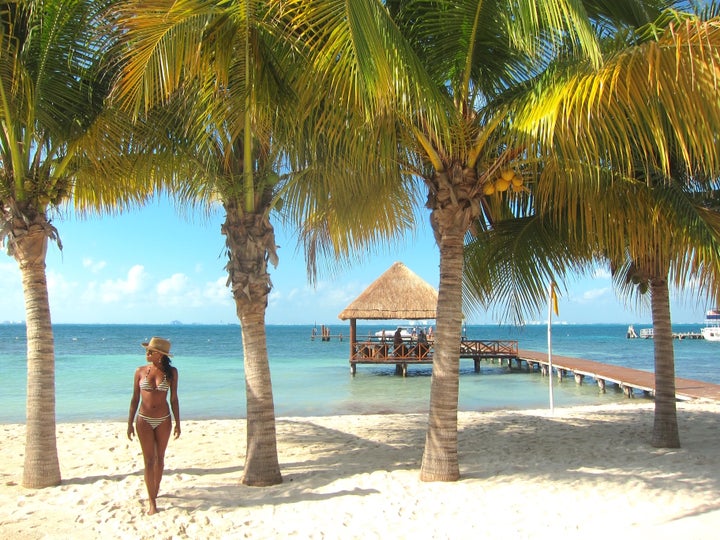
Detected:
left=347, top=338, right=720, bottom=402
left=518, top=349, right=720, bottom=401
left=350, top=340, right=720, bottom=401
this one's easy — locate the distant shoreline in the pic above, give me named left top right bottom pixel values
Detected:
left=2, top=321, right=703, bottom=327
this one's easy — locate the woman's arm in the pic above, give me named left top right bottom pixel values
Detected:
left=170, top=367, right=181, bottom=439
left=127, top=367, right=141, bottom=440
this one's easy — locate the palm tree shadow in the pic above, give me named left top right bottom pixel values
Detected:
left=62, top=406, right=720, bottom=518
left=165, top=485, right=380, bottom=511
left=164, top=407, right=720, bottom=513
left=61, top=465, right=245, bottom=486
left=157, top=416, right=429, bottom=511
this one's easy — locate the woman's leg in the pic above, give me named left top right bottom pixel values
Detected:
left=151, top=418, right=172, bottom=502
left=135, top=417, right=159, bottom=514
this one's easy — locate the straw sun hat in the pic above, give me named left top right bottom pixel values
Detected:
left=142, top=336, right=173, bottom=357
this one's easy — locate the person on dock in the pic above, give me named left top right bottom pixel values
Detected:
left=417, top=329, right=428, bottom=357
left=127, top=337, right=181, bottom=515
left=393, top=328, right=405, bottom=357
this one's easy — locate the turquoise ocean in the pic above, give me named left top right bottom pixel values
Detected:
left=1, top=323, right=718, bottom=423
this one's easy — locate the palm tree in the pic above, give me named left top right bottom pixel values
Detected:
left=464, top=13, right=720, bottom=448
left=276, top=0, right=682, bottom=482
left=465, top=173, right=720, bottom=449
left=0, top=0, right=121, bottom=488
left=605, top=166, right=720, bottom=448
left=523, top=13, right=720, bottom=448
left=370, top=0, right=671, bottom=481
left=109, top=0, right=424, bottom=486
left=110, top=0, right=305, bottom=486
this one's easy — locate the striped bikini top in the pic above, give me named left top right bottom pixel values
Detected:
left=140, top=368, right=170, bottom=392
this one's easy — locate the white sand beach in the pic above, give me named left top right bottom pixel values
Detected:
left=1, top=401, right=720, bottom=539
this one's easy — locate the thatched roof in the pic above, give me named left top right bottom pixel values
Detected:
left=338, top=262, right=437, bottom=320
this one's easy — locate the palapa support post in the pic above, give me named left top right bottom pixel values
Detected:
left=348, top=319, right=357, bottom=358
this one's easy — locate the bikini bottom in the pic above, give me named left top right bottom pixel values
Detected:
left=138, top=414, right=170, bottom=430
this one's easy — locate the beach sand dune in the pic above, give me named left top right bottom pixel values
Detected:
left=2, top=401, right=719, bottom=539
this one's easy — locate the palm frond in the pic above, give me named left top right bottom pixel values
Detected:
left=514, top=15, right=720, bottom=184
left=463, top=214, right=591, bottom=324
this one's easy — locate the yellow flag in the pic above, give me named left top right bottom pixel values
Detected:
left=551, top=283, right=559, bottom=316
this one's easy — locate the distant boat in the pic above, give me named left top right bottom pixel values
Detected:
left=701, top=309, right=720, bottom=341
left=374, top=327, right=415, bottom=341
left=639, top=328, right=654, bottom=339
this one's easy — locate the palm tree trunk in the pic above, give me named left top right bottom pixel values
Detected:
left=238, top=305, right=282, bottom=486
left=649, top=277, right=680, bottom=448
left=14, top=226, right=61, bottom=488
left=223, top=206, right=282, bottom=486
left=420, top=220, right=464, bottom=482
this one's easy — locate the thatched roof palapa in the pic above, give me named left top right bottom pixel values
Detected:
left=338, top=262, right=437, bottom=321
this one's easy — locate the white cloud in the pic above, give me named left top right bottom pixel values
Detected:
left=82, top=258, right=107, bottom=273
left=0, top=261, right=20, bottom=285
left=263, top=278, right=367, bottom=324
left=157, top=273, right=190, bottom=296
left=156, top=273, right=202, bottom=308
left=204, top=276, right=232, bottom=303
left=581, top=287, right=611, bottom=302
left=97, top=265, right=148, bottom=303
left=286, top=287, right=299, bottom=301
left=313, top=279, right=366, bottom=306
left=47, top=270, right=79, bottom=301
left=0, top=261, right=24, bottom=321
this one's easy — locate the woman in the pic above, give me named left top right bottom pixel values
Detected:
left=127, top=336, right=181, bottom=515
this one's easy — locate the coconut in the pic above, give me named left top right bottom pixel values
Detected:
left=495, top=178, right=510, bottom=192
left=501, top=169, right=514, bottom=181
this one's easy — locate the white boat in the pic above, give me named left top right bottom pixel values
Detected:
left=701, top=309, right=720, bottom=341
left=374, top=327, right=415, bottom=341
left=639, top=328, right=654, bottom=339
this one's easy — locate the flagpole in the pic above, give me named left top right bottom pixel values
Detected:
left=548, top=283, right=555, bottom=414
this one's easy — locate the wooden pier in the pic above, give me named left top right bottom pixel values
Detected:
left=349, top=339, right=518, bottom=376
left=517, top=349, right=720, bottom=401
left=349, top=339, right=720, bottom=402
left=311, top=325, right=344, bottom=341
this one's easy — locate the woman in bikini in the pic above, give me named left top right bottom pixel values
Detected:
left=127, top=337, right=181, bottom=515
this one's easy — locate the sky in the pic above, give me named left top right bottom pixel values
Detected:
left=0, top=199, right=709, bottom=326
